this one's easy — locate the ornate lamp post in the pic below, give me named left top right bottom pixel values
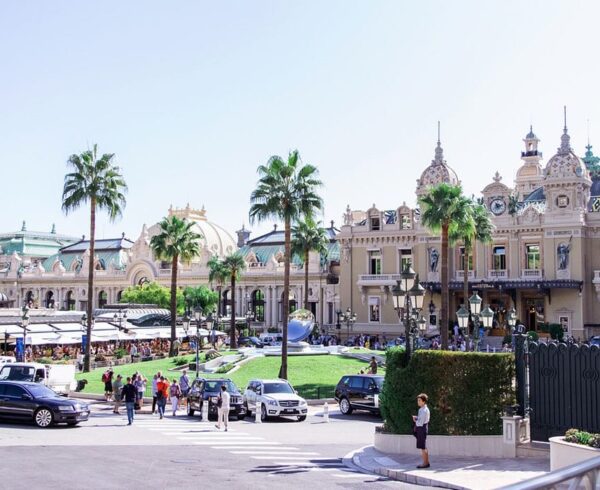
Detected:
left=194, top=306, right=203, bottom=372
left=80, top=312, right=94, bottom=363
left=338, top=307, right=357, bottom=342
left=205, top=312, right=215, bottom=351
left=456, top=291, right=494, bottom=351
left=392, top=264, right=426, bottom=361
left=20, top=305, right=30, bottom=362
left=245, top=309, right=255, bottom=337
left=113, top=309, right=128, bottom=329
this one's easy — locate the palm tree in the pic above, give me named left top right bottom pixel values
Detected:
left=62, top=145, right=127, bottom=372
left=292, top=217, right=329, bottom=310
left=222, top=252, right=246, bottom=349
left=450, top=200, right=494, bottom=320
left=150, top=215, right=202, bottom=356
left=208, top=255, right=228, bottom=316
left=249, top=150, right=323, bottom=379
left=419, top=183, right=470, bottom=350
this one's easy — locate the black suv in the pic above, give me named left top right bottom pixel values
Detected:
left=0, top=381, right=90, bottom=427
left=334, top=374, right=384, bottom=415
left=187, top=378, right=246, bottom=421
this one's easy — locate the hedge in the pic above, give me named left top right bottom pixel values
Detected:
left=380, top=349, right=515, bottom=435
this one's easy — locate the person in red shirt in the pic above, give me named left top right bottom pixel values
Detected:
left=156, top=376, right=169, bottom=419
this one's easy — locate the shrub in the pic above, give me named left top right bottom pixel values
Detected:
left=548, top=324, right=565, bottom=342
left=114, top=348, right=127, bottom=359
left=564, top=428, right=600, bottom=448
left=216, top=363, right=234, bottom=374
left=380, top=350, right=515, bottom=436
left=172, top=357, right=188, bottom=367
left=527, top=331, right=539, bottom=342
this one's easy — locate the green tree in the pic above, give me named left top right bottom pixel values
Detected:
left=150, top=215, right=202, bottom=356
left=419, top=183, right=470, bottom=350
left=249, top=150, right=323, bottom=379
left=183, top=285, right=219, bottom=312
left=120, top=282, right=185, bottom=312
left=62, top=144, right=127, bottom=372
left=208, top=255, right=229, bottom=316
left=450, top=200, right=494, bottom=327
left=292, top=217, right=329, bottom=310
left=222, top=252, right=246, bottom=349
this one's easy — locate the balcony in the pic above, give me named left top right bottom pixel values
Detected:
left=489, top=269, right=508, bottom=279
left=357, top=274, right=401, bottom=286
left=455, top=270, right=475, bottom=280
left=522, top=269, right=542, bottom=279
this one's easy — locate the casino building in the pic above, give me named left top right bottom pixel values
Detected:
left=337, top=119, right=600, bottom=341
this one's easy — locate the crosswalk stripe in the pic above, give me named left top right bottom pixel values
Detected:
left=211, top=446, right=297, bottom=450
left=229, top=451, right=319, bottom=455
left=163, top=432, right=251, bottom=436
left=192, top=441, right=279, bottom=446
left=333, top=473, right=368, bottom=478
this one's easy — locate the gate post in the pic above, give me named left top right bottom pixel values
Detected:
left=514, top=329, right=527, bottom=417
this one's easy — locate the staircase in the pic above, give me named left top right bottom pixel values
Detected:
left=517, top=441, right=550, bottom=459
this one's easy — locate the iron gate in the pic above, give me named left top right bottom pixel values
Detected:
left=525, top=342, right=600, bottom=441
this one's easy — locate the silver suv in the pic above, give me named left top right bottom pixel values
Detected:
left=243, top=379, right=308, bottom=422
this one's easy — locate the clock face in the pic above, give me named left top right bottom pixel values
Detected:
left=490, top=198, right=506, bottom=216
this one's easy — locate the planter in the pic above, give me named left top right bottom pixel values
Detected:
left=375, top=432, right=505, bottom=458
left=550, top=437, right=600, bottom=471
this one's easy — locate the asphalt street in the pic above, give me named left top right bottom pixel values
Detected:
left=0, top=400, right=430, bottom=489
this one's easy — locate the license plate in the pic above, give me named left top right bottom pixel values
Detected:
left=283, top=409, right=295, bottom=414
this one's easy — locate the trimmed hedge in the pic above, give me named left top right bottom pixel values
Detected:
left=380, top=349, right=515, bottom=435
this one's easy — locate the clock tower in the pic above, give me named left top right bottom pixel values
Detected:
left=514, top=126, right=544, bottom=200
left=481, top=171, right=511, bottom=218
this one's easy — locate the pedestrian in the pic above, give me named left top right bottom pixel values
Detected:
left=412, top=393, right=430, bottom=469
left=121, top=377, right=137, bottom=425
left=215, top=384, right=230, bottom=432
left=134, top=373, right=147, bottom=410
left=112, top=374, right=124, bottom=414
left=156, top=376, right=169, bottom=419
left=179, top=369, right=190, bottom=408
left=151, top=374, right=159, bottom=414
left=369, top=356, right=378, bottom=374
left=102, top=369, right=114, bottom=401
left=170, top=379, right=181, bottom=416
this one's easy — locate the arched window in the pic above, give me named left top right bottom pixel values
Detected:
left=65, top=290, right=75, bottom=311
left=98, top=290, right=107, bottom=308
left=45, top=291, right=55, bottom=309
left=222, top=290, right=231, bottom=317
left=116, top=290, right=124, bottom=303
left=251, top=290, right=265, bottom=322
left=279, top=291, right=297, bottom=322
left=25, top=291, right=34, bottom=306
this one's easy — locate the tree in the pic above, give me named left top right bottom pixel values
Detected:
left=62, top=144, right=127, bottom=372
left=150, top=215, right=201, bottom=356
left=120, top=282, right=184, bottom=311
left=208, top=255, right=229, bottom=316
left=419, top=183, right=470, bottom=350
left=183, top=285, right=219, bottom=312
left=450, top=200, right=494, bottom=326
left=292, top=217, right=329, bottom=310
left=249, top=150, right=323, bottom=379
left=222, top=252, right=246, bottom=349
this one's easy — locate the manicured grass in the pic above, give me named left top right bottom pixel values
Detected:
left=78, top=353, right=381, bottom=399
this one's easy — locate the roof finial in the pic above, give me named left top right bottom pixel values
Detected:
left=437, top=120, right=440, bottom=145
left=563, top=105, right=567, bottom=133
left=433, top=121, right=444, bottom=164
left=21, top=221, right=26, bottom=232
left=587, top=118, right=591, bottom=146
left=558, top=106, right=571, bottom=155
left=51, top=224, right=56, bottom=234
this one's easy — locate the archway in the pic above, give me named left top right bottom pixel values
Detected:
left=65, top=290, right=75, bottom=311
left=251, top=290, right=265, bottom=322
left=25, top=290, right=34, bottom=307
left=45, top=291, right=55, bottom=309
left=98, top=290, right=108, bottom=308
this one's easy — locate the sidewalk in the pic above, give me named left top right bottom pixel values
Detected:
left=344, top=445, right=549, bottom=489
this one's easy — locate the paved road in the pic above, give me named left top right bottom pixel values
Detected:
left=0, top=400, right=428, bottom=489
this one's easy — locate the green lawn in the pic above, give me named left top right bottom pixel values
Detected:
left=77, top=353, right=380, bottom=399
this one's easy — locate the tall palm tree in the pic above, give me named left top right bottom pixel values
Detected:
left=62, top=145, right=127, bottom=372
left=292, top=217, right=329, bottom=310
left=150, top=215, right=202, bottom=356
left=419, top=183, right=470, bottom=350
left=222, top=252, right=246, bottom=349
left=208, top=255, right=228, bottom=316
left=450, top=200, right=495, bottom=319
left=249, top=150, right=323, bottom=379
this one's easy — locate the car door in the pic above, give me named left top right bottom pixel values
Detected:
left=362, top=378, right=379, bottom=410
left=348, top=376, right=364, bottom=407
left=1, top=384, right=34, bottom=419
left=246, top=382, right=257, bottom=410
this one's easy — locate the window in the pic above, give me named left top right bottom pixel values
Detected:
left=4, top=385, right=26, bottom=398
left=369, top=251, right=382, bottom=275
left=251, top=290, right=265, bottom=322
left=349, top=377, right=364, bottom=389
left=526, top=244, right=541, bottom=269
left=399, top=249, right=412, bottom=273
left=369, top=297, right=380, bottom=323
left=400, top=214, right=411, bottom=230
left=459, top=247, right=473, bottom=271
left=370, top=217, right=380, bottom=231
left=493, top=246, right=506, bottom=270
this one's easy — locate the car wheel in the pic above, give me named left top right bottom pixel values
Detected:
left=237, top=413, right=245, bottom=421
left=244, top=403, right=251, bottom=417
left=297, top=415, right=307, bottom=422
left=187, top=403, right=195, bottom=417
left=339, top=397, right=353, bottom=415
left=260, top=404, right=268, bottom=422
left=34, top=408, right=54, bottom=428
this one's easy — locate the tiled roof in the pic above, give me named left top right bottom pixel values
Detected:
left=60, top=237, right=134, bottom=253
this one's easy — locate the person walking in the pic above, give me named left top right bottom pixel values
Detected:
left=112, top=374, right=124, bottom=414
left=179, top=370, right=190, bottom=408
left=134, top=373, right=147, bottom=411
left=170, top=379, right=181, bottom=416
left=412, top=393, right=431, bottom=468
left=156, top=376, right=169, bottom=419
left=102, top=369, right=114, bottom=401
left=369, top=356, right=378, bottom=374
left=151, top=374, right=159, bottom=414
left=215, top=384, right=230, bottom=432
left=121, top=377, right=137, bottom=425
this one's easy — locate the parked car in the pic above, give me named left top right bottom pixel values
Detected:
left=0, top=381, right=89, bottom=428
left=334, top=374, right=384, bottom=415
left=590, top=336, right=600, bottom=347
left=238, top=336, right=264, bottom=348
left=186, top=378, right=246, bottom=421
left=243, top=379, right=308, bottom=422
left=0, top=362, right=77, bottom=395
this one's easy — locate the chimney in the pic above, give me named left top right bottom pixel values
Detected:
left=236, top=224, right=251, bottom=248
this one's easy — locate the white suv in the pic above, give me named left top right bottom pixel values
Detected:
left=244, top=379, right=308, bottom=422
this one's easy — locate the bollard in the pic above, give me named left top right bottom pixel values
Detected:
left=493, top=347, right=497, bottom=353
left=255, top=401, right=262, bottom=424
left=323, top=401, right=329, bottom=423
left=374, top=394, right=379, bottom=409
left=486, top=345, right=490, bottom=353
left=202, top=399, right=209, bottom=421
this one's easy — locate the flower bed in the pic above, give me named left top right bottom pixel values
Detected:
left=550, top=429, right=600, bottom=471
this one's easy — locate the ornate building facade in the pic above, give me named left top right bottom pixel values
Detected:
left=338, top=120, right=600, bottom=340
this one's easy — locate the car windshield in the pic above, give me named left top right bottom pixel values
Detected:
left=263, top=382, right=294, bottom=394
left=0, top=366, right=35, bottom=381
left=26, top=384, right=58, bottom=398
left=204, top=380, right=237, bottom=393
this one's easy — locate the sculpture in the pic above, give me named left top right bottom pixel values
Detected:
left=557, top=241, right=571, bottom=270
left=429, top=248, right=439, bottom=272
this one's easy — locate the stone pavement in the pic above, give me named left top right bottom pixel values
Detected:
left=344, top=445, right=549, bottom=489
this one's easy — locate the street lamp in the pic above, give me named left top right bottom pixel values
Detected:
left=20, top=305, right=30, bottom=362
left=113, top=309, right=127, bottom=329
left=245, top=309, right=255, bottom=337
left=392, top=264, right=426, bottom=361
left=456, top=291, right=493, bottom=352
left=193, top=307, right=203, bottom=375
left=205, top=311, right=216, bottom=350
left=338, top=307, right=357, bottom=342
left=507, top=307, right=517, bottom=329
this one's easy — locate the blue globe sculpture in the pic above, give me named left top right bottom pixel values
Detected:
left=287, top=309, right=315, bottom=342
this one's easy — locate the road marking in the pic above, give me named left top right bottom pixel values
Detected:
left=251, top=456, right=342, bottom=462
left=333, top=473, right=369, bottom=478
left=211, top=446, right=297, bottom=450
left=164, top=432, right=252, bottom=437
left=192, top=441, right=280, bottom=446
left=229, top=451, right=319, bottom=455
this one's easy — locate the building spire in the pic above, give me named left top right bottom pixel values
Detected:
left=558, top=106, right=571, bottom=155
left=563, top=105, right=567, bottom=132
left=433, top=121, right=444, bottom=164
left=437, top=120, right=440, bottom=145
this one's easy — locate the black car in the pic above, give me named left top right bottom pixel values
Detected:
left=0, top=381, right=90, bottom=428
left=334, top=374, right=384, bottom=415
left=187, top=378, right=246, bottom=421
left=238, top=336, right=264, bottom=348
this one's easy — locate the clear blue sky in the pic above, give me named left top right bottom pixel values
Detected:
left=1, top=1, right=598, bottom=240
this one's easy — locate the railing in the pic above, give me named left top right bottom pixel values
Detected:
left=489, top=269, right=508, bottom=279
left=498, top=455, right=600, bottom=489
left=357, top=274, right=401, bottom=284
left=455, top=270, right=475, bottom=280
left=522, top=269, right=542, bottom=278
